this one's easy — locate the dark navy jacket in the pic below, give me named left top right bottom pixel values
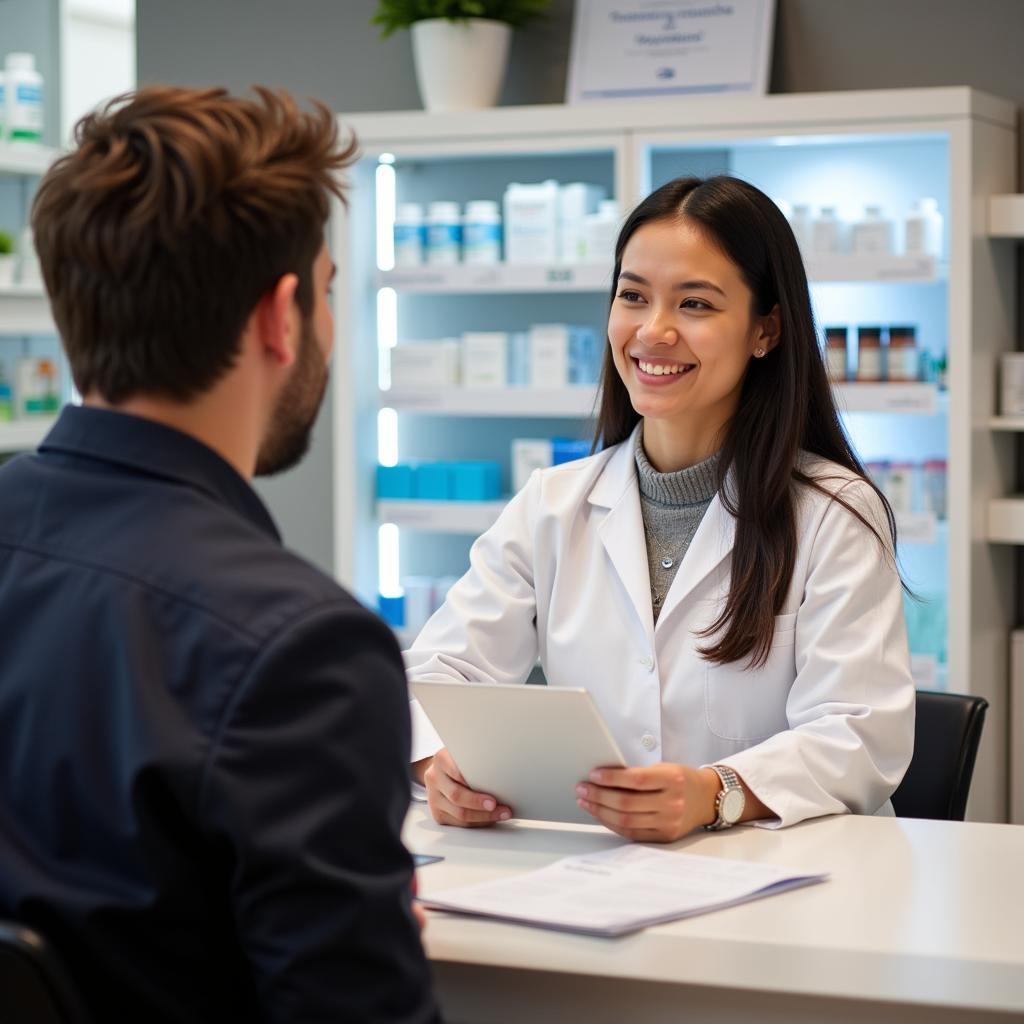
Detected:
left=0, top=405, right=439, bottom=1023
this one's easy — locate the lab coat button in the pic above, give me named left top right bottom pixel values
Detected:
left=639, top=655, right=654, bottom=670
left=641, top=733, right=657, bottom=751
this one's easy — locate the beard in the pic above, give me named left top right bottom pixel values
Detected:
left=254, top=315, right=329, bottom=477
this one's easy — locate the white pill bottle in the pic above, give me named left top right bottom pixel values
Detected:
left=5, top=53, right=44, bottom=143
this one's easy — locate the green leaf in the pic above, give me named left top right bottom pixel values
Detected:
left=371, top=0, right=549, bottom=38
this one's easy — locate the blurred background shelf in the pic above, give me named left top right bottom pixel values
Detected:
left=0, top=417, right=55, bottom=452
left=377, top=263, right=613, bottom=294
left=0, top=287, right=55, bottom=335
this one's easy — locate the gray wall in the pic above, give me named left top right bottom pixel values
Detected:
left=136, top=0, right=1024, bottom=576
left=0, top=0, right=61, bottom=146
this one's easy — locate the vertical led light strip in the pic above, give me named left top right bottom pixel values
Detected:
left=376, top=155, right=396, bottom=272
left=378, top=523, right=402, bottom=599
left=376, top=155, right=400, bottom=600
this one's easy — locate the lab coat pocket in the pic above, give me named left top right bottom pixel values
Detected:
left=704, top=613, right=797, bottom=742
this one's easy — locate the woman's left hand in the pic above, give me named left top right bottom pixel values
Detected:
left=576, top=763, right=720, bottom=843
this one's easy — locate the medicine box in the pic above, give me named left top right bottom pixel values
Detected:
left=503, top=180, right=559, bottom=264
left=452, top=461, right=501, bottom=501
left=552, top=438, right=591, bottom=465
left=415, top=462, right=454, bottom=500
left=462, top=332, right=508, bottom=389
left=389, top=340, right=460, bottom=390
left=377, top=464, right=415, bottom=499
left=558, top=182, right=606, bottom=264
left=529, top=324, right=570, bottom=388
left=512, top=439, right=553, bottom=493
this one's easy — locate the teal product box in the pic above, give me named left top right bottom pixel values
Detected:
left=415, top=462, right=454, bottom=500
left=378, top=593, right=405, bottom=628
left=377, top=463, right=415, bottom=499
left=569, top=326, right=601, bottom=385
left=452, top=461, right=501, bottom=501
left=552, top=438, right=590, bottom=466
left=506, top=331, right=530, bottom=387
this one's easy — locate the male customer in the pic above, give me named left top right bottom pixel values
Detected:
left=0, top=86, right=440, bottom=1023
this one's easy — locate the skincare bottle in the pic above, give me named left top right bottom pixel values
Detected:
left=393, top=203, right=425, bottom=267
left=851, top=205, right=894, bottom=255
left=4, top=53, right=44, bottom=143
left=904, top=198, right=943, bottom=258
left=811, top=207, right=844, bottom=256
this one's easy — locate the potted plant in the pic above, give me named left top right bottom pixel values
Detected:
left=0, top=231, right=16, bottom=289
left=372, top=1, right=549, bottom=112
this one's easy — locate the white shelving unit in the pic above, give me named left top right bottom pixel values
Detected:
left=0, top=142, right=57, bottom=177
left=0, top=417, right=55, bottom=453
left=380, top=387, right=598, bottom=418
left=377, top=263, right=613, bottom=294
left=334, top=87, right=1018, bottom=822
left=0, top=287, right=56, bottom=335
left=1, top=143, right=62, bottom=455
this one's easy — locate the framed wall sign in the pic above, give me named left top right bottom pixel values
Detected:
left=566, top=0, right=776, bottom=104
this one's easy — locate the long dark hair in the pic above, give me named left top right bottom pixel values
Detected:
left=595, top=175, right=898, bottom=667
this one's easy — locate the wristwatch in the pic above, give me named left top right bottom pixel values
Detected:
left=705, top=764, right=745, bottom=830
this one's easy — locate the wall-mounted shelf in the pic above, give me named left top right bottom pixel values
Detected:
left=804, top=254, right=938, bottom=283
left=377, top=499, right=507, bottom=533
left=0, top=417, right=55, bottom=453
left=380, top=386, right=598, bottom=418
left=989, top=416, right=1024, bottom=431
left=378, top=498, right=940, bottom=543
left=988, top=195, right=1024, bottom=238
left=379, top=383, right=938, bottom=418
left=0, top=142, right=58, bottom=177
left=0, top=287, right=56, bottom=335
left=988, top=498, right=1024, bottom=544
left=832, top=382, right=940, bottom=415
left=376, top=263, right=613, bottom=294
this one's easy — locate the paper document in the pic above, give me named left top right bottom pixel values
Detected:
left=421, top=845, right=827, bottom=937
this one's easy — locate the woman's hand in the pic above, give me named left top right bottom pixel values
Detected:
left=575, top=763, right=721, bottom=842
left=424, top=747, right=512, bottom=828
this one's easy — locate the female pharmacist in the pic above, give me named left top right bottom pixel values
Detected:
left=405, top=175, right=915, bottom=842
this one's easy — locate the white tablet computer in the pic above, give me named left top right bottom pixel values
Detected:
left=410, top=680, right=627, bottom=825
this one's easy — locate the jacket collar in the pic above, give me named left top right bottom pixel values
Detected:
left=39, top=404, right=281, bottom=541
left=588, top=423, right=736, bottom=633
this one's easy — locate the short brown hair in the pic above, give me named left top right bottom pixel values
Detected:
left=33, top=85, right=357, bottom=402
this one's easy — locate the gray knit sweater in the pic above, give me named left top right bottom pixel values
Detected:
left=634, top=431, right=721, bottom=622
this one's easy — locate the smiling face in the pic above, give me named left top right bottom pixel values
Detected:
left=607, top=217, right=778, bottom=472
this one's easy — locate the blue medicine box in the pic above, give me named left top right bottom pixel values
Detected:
left=377, top=463, right=415, bottom=499
left=452, top=460, right=501, bottom=501
left=415, top=462, right=454, bottom=500
left=377, top=593, right=405, bottom=628
left=551, top=438, right=590, bottom=466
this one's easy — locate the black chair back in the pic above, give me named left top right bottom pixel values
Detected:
left=891, top=689, right=988, bottom=821
left=0, top=921, right=91, bottom=1024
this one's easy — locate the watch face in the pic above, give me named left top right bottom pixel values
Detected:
left=721, top=787, right=745, bottom=823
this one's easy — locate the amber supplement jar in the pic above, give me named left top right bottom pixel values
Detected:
left=856, top=326, right=884, bottom=382
left=823, top=326, right=848, bottom=381
left=887, top=325, right=919, bottom=381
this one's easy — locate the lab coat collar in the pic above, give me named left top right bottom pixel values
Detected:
left=588, top=424, right=737, bottom=633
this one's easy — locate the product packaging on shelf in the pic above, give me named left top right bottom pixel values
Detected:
left=393, top=203, right=425, bottom=267
left=425, top=201, right=461, bottom=265
left=529, top=324, right=570, bottom=388
left=462, top=332, right=508, bottom=388
left=904, top=198, right=944, bottom=258
left=850, top=206, right=894, bottom=255
left=462, top=200, right=502, bottom=264
left=557, top=182, right=606, bottom=263
left=512, top=438, right=554, bottom=492
left=503, top=180, right=559, bottom=264
left=4, top=52, right=44, bottom=144
left=15, top=356, right=59, bottom=416
left=389, top=340, right=461, bottom=389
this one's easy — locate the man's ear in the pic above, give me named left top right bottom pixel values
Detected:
left=254, top=273, right=300, bottom=368
left=758, top=304, right=782, bottom=354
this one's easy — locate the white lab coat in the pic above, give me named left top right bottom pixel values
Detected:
left=406, top=425, right=915, bottom=828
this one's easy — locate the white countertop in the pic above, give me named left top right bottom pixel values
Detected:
left=406, top=806, right=1024, bottom=1016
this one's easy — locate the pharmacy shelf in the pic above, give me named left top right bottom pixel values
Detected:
left=376, top=263, right=613, bottom=294
left=0, top=142, right=58, bottom=177
left=833, top=382, right=940, bottom=415
left=989, top=416, right=1024, bottom=431
left=0, top=417, right=55, bottom=452
left=988, top=195, right=1024, bottom=238
left=381, top=386, right=598, bottom=418
left=804, top=254, right=938, bottom=283
left=378, top=499, right=940, bottom=543
left=377, top=499, right=507, bottom=533
left=0, top=286, right=55, bottom=335
left=381, top=383, right=938, bottom=418
left=987, top=498, right=1024, bottom=544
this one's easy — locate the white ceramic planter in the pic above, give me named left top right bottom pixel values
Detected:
left=411, top=18, right=512, bottom=113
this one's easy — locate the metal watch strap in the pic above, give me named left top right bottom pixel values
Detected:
left=706, top=764, right=742, bottom=831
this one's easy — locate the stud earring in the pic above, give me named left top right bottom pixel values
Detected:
left=754, top=348, right=766, bottom=358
